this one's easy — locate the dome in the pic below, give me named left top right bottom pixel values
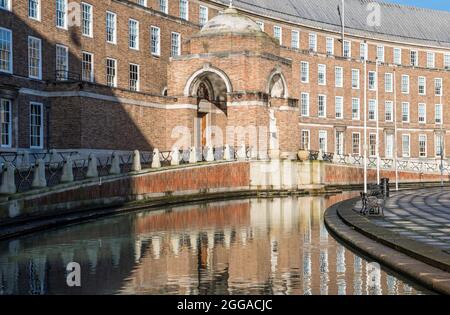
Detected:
left=199, top=7, right=263, bottom=36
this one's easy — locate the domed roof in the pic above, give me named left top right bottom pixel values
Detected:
left=199, top=7, right=263, bottom=36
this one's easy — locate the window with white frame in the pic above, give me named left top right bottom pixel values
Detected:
left=160, top=0, right=168, bottom=14
left=81, top=3, right=93, bottom=37
left=0, top=27, right=12, bottom=73
left=369, top=133, right=377, bottom=157
left=129, top=64, right=139, bottom=92
left=351, top=69, right=360, bottom=89
left=352, top=133, right=360, bottom=155
left=335, top=67, right=343, bottom=88
left=426, top=52, right=435, bottom=68
left=352, top=98, right=360, bottom=120
left=56, top=0, right=68, bottom=29
left=419, top=134, right=427, bottom=157
left=435, top=134, right=444, bottom=157
left=300, top=61, right=309, bottom=83
left=445, top=54, right=450, bottom=69
left=129, top=19, right=139, bottom=50
left=319, top=130, right=327, bottom=152
left=179, top=0, right=189, bottom=21
left=335, top=96, right=343, bottom=119
left=318, top=64, right=326, bottom=85
left=343, top=40, right=351, bottom=58
left=256, top=21, right=264, bottom=31
left=385, top=101, right=393, bottom=122
left=418, top=76, right=426, bottom=95
left=300, top=130, right=310, bottom=150
left=55, top=44, right=68, bottom=81
left=435, top=104, right=442, bottom=124
left=385, top=134, right=394, bottom=158
left=0, top=0, right=11, bottom=11
left=385, top=73, right=393, bottom=92
left=360, top=42, right=368, bottom=60
left=336, top=131, right=344, bottom=155
left=199, top=5, right=208, bottom=26
left=368, top=71, right=376, bottom=90
left=393, top=47, right=402, bottom=65
left=28, top=0, right=40, bottom=20
left=291, top=30, right=299, bottom=49
left=106, top=12, right=117, bottom=44
left=301, top=92, right=309, bottom=117
left=401, top=102, right=409, bottom=122
left=28, top=36, right=42, bottom=79
left=308, top=33, right=317, bottom=52
left=171, top=32, right=181, bottom=57
left=410, top=50, right=418, bottom=66
left=401, top=75, right=409, bottom=94
left=402, top=134, right=410, bottom=157
left=326, top=37, right=334, bottom=55
left=106, top=58, right=117, bottom=87
left=137, top=0, right=147, bottom=6
left=318, top=95, right=326, bottom=118
left=151, top=26, right=161, bottom=56
left=368, top=99, right=376, bottom=121
left=376, top=45, right=384, bottom=62
left=0, top=98, right=11, bottom=148
left=418, top=103, right=426, bottom=124
left=435, top=78, right=443, bottom=96
left=273, top=26, right=282, bottom=45
left=30, top=102, right=43, bottom=149
left=81, top=51, right=94, bottom=82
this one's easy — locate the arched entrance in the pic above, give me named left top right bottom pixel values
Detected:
left=185, top=67, right=232, bottom=148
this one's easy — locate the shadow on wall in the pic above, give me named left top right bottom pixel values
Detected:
left=0, top=9, right=167, bottom=153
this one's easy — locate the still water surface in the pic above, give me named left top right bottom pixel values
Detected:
left=0, top=193, right=428, bottom=295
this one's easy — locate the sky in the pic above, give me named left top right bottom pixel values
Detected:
left=383, top=0, right=450, bottom=11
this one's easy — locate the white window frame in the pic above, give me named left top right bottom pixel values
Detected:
left=81, top=51, right=94, bottom=82
left=352, top=133, right=361, bottom=156
left=385, top=73, right=393, bottom=93
left=401, top=102, right=410, bottom=123
left=301, top=130, right=310, bottom=151
left=368, top=71, right=376, bottom=90
left=199, top=5, right=209, bottom=26
left=351, top=69, right=360, bottom=89
left=0, top=98, right=12, bottom=148
left=419, top=134, right=427, bottom=158
left=335, top=96, right=343, bottom=119
left=385, top=101, right=393, bottom=122
left=28, top=0, right=41, bottom=21
left=151, top=26, right=161, bottom=56
left=401, top=75, right=409, bottom=94
left=352, top=98, right=360, bottom=120
left=28, top=36, right=42, bottom=80
left=435, top=104, right=443, bottom=124
left=385, top=134, right=394, bottom=159
left=129, top=63, right=140, bottom=92
left=106, top=11, right=117, bottom=44
left=435, top=134, right=444, bottom=157
left=301, top=92, right=310, bottom=117
left=308, top=33, right=317, bottom=52
left=291, top=30, right=299, bottom=49
left=335, top=66, right=343, bottom=88
left=360, top=42, right=368, bottom=60
left=159, top=0, right=168, bottom=14
left=335, top=131, right=344, bottom=155
left=171, top=32, right=181, bottom=57
left=369, top=133, right=377, bottom=157
left=0, top=0, right=11, bottom=11
left=318, top=94, right=327, bottom=118
left=326, top=37, right=334, bottom=55
left=444, top=53, right=450, bottom=69
left=179, top=0, right=189, bottom=21
left=376, top=45, right=385, bottom=63
left=55, top=44, right=69, bottom=81
left=418, top=103, right=426, bottom=124
left=319, top=130, right=328, bottom=152
left=426, top=51, right=435, bottom=68
left=300, top=61, right=309, bottom=83
left=418, top=76, right=426, bottom=96
left=56, top=0, right=68, bottom=29
left=29, top=102, right=44, bottom=149
left=402, top=134, right=410, bottom=158
left=318, top=64, right=326, bottom=85
left=0, top=27, right=13, bottom=74
left=129, top=19, right=140, bottom=50
left=368, top=99, right=377, bottom=121
left=106, top=58, right=117, bottom=87
left=393, top=47, right=402, bottom=65
left=343, top=40, right=351, bottom=58
left=435, top=78, right=443, bottom=96
left=410, top=50, right=418, bottom=67
left=81, top=2, right=93, bottom=38
left=273, top=26, right=282, bottom=45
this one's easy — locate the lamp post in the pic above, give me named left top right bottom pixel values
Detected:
left=393, top=68, right=399, bottom=191
left=440, top=92, right=444, bottom=188
left=363, top=56, right=368, bottom=194
left=376, top=58, right=381, bottom=185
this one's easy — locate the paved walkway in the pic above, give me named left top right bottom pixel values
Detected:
left=371, top=188, right=450, bottom=254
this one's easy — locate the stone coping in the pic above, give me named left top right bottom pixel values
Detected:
left=325, top=198, right=450, bottom=295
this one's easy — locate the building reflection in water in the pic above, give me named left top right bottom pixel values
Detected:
left=0, top=193, right=428, bottom=295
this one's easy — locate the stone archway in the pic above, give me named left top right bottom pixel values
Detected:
left=184, top=66, right=233, bottom=148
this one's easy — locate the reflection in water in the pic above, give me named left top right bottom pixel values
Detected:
left=0, top=193, right=428, bottom=295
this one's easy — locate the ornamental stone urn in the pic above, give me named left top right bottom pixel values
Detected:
left=297, top=150, right=309, bottom=161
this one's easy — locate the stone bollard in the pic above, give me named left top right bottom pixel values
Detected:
left=0, top=162, right=17, bottom=194
left=132, top=150, right=142, bottom=172
left=206, top=146, right=215, bottom=162
left=237, top=144, right=247, bottom=161
left=86, top=153, right=99, bottom=178
left=32, top=159, right=47, bottom=189
left=60, top=157, right=74, bottom=183
left=151, top=149, right=161, bottom=168
left=224, top=144, right=232, bottom=161
left=171, top=147, right=180, bottom=166
left=189, top=147, right=197, bottom=164
left=109, top=152, right=121, bottom=175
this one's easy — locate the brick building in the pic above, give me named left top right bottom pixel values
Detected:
left=0, top=0, right=449, bottom=160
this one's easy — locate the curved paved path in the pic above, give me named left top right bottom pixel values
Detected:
left=371, top=188, right=450, bottom=253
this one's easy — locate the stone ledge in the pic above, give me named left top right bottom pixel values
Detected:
left=324, top=199, right=450, bottom=295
